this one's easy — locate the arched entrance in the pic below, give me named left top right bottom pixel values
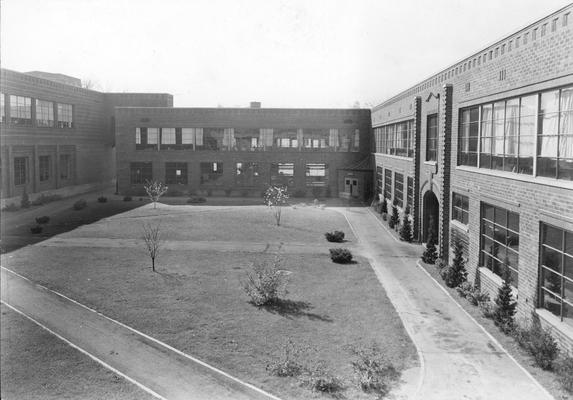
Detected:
left=422, top=191, right=439, bottom=243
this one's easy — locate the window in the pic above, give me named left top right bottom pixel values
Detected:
left=539, top=224, right=573, bottom=328
left=1, top=93, right=6, bottom=123
left=161, top=128, right=176, bottom=145
left=236, top=162, right=262, bottom=186
left=376, top=167, right=383, bottom=197
left=10, top=95, right=32, bottom=126
left=375, top=120, right=414, bottom=157
left=459, top=107, right=479, bottom=166
left=136, top=128, right=159, bottom=150
left=181, top=128, right=202, bottom=150
left=394, top=173, right=404, bottom=208
left=165, top=162, right=187, bottom=184
left=426, top=114, right=438, bottom=161
left=480, top=203, right=519, bottom=286
left=234, top=128, right=260, bottom=151
left=276, top=129, right=299, bottom=149
left=130, top=162, right=152, bottom=184
left=305, top=163, right=328, bottom=187
left=270, top=162, right=294, bottom=187
left=407, top=177, right=414, bottom=209
left=202, top=128, right=225, bottom=151
left=59, top=154, right=72, bottom=180
left=14, top=157, right=28, bottom=185
left=39, top=155, right=51, bottom=182
left=384, top=169, right=392, bottom=200
left=36, top=100, right=54, bottom=127
left=57, top=103, right=73, bottom=128
left=200, top=162, right=223, bottom=184
left=538, top=88, right=573, bottom=180
left=452, top=193, right=469, bottom=224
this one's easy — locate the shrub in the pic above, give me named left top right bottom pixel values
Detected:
left=350, top=344, right=399, bottom=397
left=123, top=196, right=133, bottom=202
left=144, top=180, right=168, bottom=209
left=329, top=248, right=353, bottom=264
left=21, top=189, right=30, bottom=209
left=513, top=317, right=559, bottom=370
left=492, top=269, right=517, bottom=334
left=479, top=301, right=496, bottom=319
left=556, top=355, right=573, bottom=393
left=300, top=361, right=344, bottom=394
left=381, top=213, right=387, bottom=221
left=3, top=203, right=19, bottom=212
left=266, top=338, right=305, bottom=377
left=243, top=256, right=289, bottom=306
left=399, top=206, right=413, bottom=242
left=30, top=225, right=43, bottom=234
left=187, top=196, right=207, bottom=204
left=97, top=196, right=108, bottom=203
left=35, top=216, right=50, bottom=225
left=325, top=231, right=345, bottom=243
left=435, top=258, right=447, bottom=271
left=389, top=202, right=399, bottom=229
left=444, top=240, right=467, bottom=288
left=380, top=198, right=388, bottom=215
left=421, top=216, right=438, bottom=264
left=455, top=282, right=490, bottom=306
left=73, top=199, right=87, bottom=210
left=264, top=186, right=289, bottom=226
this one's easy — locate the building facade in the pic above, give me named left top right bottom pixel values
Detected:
left=115, top=106, right=372, bottom=199
left=372, top=5, right=573, bottom=350
left=0, top=68, right=172, bottom=204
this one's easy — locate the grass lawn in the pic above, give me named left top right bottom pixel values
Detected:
left=0, top=304, right=155, bottom=400
left=2, top=204, right=417, bottom=399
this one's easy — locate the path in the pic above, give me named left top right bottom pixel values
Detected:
left=339, top=207, right=553, bottom=400
left=0, top=267, right=281, bottom=400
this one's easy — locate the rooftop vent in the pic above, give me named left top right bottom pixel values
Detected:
left=250, top=101, right=261, bottom=108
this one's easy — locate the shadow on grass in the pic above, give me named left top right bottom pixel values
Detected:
left=260, top=299, right=333, bottom=322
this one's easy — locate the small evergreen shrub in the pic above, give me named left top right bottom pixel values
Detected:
left=3, top=203, right=19, bottom=212
left=479, top=301, right=496, bottom=319
left=513, top=317, right=559, bottom=370
left=381, top=213, right=387, bottom=221
left=187, top=196, right=207, bottom=204
left=492, top=269, right=517, bottom=334
left=444, top=240, right=467, bottom=288
left=325, top=231, right=345, bottom=243
left=399, top=206, right=413, bottom=242
left=243, top=256, right=289, bottom=306
left=380, top=198, right=388, bottom=215
left=300, top=361, right=344, bottom=394
left=329, top=248, right=353, bottom=264
left=556, top=355, right=573, bottom=393
left=123, top=196, right=133, bottom=202
left=35, top=216, right=50, bottom=225
left=21, top=189, right=30, bottom=209
left=97, top=196, right=108, bottom=203
left=456, top=282, right=490, bottom=306
left=73, top=199, right=87, bottom=210
left=350, top=344, right=399, bottom=397
left=30, top=225, right=43, bottom=234
left=266, top=338, right=305, bottom=377
left=389, top=202, right=399, bottom=229
left=421, top=217, right=438, bottom=264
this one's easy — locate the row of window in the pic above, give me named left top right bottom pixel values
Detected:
left=0, top=93, right=74, bottom=128
left=12, top=154, right=73, bottom=185
left=373, top=120, right=414, bottom=157
left=451, top=194, right=572, bottom=327
left=135, top=127, right=360, bottom=152
left=130, top=162, right=329, bottom=187
left=459, top=86, right=573, bottom=180
left=376, top=167, right=414, bottom=210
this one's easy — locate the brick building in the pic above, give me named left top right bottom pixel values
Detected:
left=372, top=5, right=573, bottom=350
left=115, top=105, right=372, bottom=200
left=0, top=68, right=172, bottom=204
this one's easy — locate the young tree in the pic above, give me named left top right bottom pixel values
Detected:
left=380, top=198, right=388, bottom=215
left=493, top=267, right=517, bottom=333
left=264, top=186, right=289, bottom=226
left=421, top=216, right=438, bottom=264
left=444, top=239, right=467, bottom=287
left=389, top=201, right=399, bottom=229
left=399, top=206, right=413, bottom=242
left=144, top=180, right=168, bottom=209
left=142, top=221, right=162, bottom=272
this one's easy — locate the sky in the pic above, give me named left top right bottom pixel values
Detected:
left=1, top=0, right=571, bottom=108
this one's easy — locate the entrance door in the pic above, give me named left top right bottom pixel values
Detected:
left=345, top=177, right=358, bottom=197
left=422, top=191, right=439, bottom=243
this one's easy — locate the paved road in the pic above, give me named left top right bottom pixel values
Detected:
left=339, top=207, right=554, bottom=400
left=0, top=267, right=281, bottom=400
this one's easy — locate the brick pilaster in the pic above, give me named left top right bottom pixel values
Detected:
left=438, top=84, right=453, bottom=260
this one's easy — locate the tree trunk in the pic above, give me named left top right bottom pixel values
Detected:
left=152, top=257, right=155, bottom=272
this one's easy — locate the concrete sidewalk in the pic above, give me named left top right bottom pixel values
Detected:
left=0, top=267, right=281, bottom=400
left=339, top=207, right=554, bottom=400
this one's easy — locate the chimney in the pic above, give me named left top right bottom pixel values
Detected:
left=250, top=101, right=261, bottom=109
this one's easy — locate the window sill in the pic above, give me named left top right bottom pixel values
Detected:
left=374, top=153, right=414, bottom=161
left=450, top=219, right=469, bottom=233
left=478, top=267, right=518, bottom=296
left=455, top=165, right=573, bottom=190
left=535, top=309, right=573, bottom=341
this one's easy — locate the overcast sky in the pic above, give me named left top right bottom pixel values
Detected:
left=1, top=0, right=570, bottom=108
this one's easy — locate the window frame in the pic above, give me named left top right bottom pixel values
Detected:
left=452, top=192, right=469, bottom=225
left=130, top=162, right=152, bottom=184
left=426, top=114, right=438, bottom=161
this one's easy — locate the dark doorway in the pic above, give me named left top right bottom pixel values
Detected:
left=423, top=191, right=439, bottom=243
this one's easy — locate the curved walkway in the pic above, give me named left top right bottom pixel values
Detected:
left=339, top=207, right=553, bottom=400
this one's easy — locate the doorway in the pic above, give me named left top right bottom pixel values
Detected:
left=344, top=177, right=358, bottom=198
left=422, top=191, right=439, bottom=243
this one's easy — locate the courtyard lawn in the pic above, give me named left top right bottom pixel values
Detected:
left=0, top=304, right=155, bottom=400
left=2, top=205, right=417, bottom=399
